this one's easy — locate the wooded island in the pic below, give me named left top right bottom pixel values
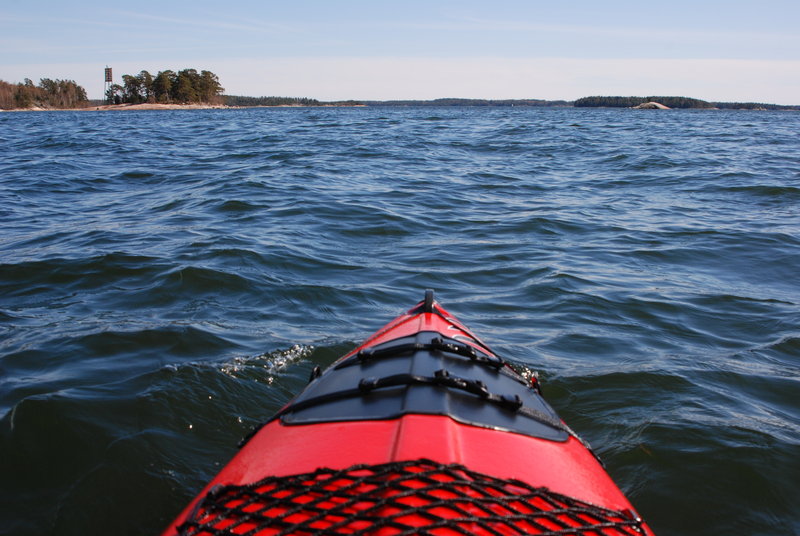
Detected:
left=0, top=78, right=87, bottom=110
left=105, top=69, right=224, bottom=105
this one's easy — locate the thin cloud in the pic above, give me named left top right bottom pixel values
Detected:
left=383, top=16, right=799, bottom=51
left=113, top=10, right=304, bottom=35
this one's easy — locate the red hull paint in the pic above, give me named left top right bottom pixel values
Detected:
left=163, top=297, right=654, bottom=535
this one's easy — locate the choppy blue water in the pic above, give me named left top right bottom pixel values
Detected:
left=1, top=107, right=798, bottom=535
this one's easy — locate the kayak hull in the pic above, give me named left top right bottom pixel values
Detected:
left=163, top=293, right=654, bottom=535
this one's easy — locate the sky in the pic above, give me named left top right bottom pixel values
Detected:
left=2, top=0, right=799, bottom=104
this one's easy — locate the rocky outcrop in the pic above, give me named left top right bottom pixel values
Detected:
left=632, top=101, right=670, bottom=110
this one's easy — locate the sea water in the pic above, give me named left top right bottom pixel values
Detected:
left=1, top=107, right=798, bottom=535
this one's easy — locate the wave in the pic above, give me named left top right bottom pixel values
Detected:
left=2, top=106, right=799, bottom=536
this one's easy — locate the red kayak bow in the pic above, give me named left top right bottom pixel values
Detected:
left=163, top=291, right=654, bottom=535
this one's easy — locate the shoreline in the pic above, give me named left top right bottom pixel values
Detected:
left=1, top=102, right=794, bottom=112
left=1, top=102, right=366, bottom=112
left=1, top=103, right=225, bottom=112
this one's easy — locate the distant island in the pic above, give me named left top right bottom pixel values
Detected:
left=2, top=70, right=798, bottom=111
left=362, top=96, right=797, bottom=110
left=573, top=96, right=794, bottom=111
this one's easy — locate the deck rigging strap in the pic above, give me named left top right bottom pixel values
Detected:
left=177, top=458, right=646, bottom=536
left=272, top=370, right=580, bottom=441
left=336, top=336, right=506, bottom=372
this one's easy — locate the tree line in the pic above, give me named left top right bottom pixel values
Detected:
left=223, top=95, right=321, bottom=106
left=0, top=78, right=88, bottom=109
left=713, top=101, right=793, bottom=110
left=107, top=69, right=224, bottom=104
left=365, top=98, right=570, bottom=107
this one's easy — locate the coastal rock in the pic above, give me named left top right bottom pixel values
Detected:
left=633, top=101, right=670, bottom=110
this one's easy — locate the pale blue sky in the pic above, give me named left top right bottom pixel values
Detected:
left=2, top=1, right=799, bottom=103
